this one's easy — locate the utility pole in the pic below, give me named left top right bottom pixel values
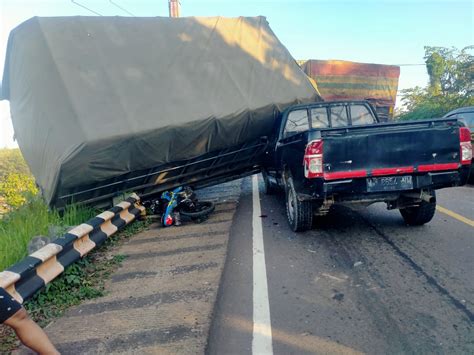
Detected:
left=169, top=0, right=180, bottom=17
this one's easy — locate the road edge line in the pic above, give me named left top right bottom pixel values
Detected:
left=252, top=174, right=274, bottom=354
left=436, top=205, right=474, bottom=227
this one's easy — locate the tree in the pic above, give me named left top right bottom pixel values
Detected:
left=397, top=46, right=474, bottom=120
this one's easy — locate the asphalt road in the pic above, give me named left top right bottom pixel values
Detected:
left=208, top=177, right=474, bottom=355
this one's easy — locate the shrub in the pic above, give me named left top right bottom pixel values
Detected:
left=0, top=172, right=38, bottom=208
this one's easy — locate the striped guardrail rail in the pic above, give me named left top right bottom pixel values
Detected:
left=0, top=193, right=146, bottom=304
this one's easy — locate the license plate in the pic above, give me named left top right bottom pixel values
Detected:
left=366, top=175, right=413, bottom=192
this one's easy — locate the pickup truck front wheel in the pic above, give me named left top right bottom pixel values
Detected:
left=285, top=177, right=313, bottom=232
left=399, top=193, right=436, bottom=226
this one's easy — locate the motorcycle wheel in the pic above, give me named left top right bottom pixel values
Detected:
left=180, top=201, right=215, bottom=220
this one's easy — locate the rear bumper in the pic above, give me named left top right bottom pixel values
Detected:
left=298, top=166, right=471, bottom=201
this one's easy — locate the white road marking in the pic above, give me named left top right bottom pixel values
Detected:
left=252, top=174, right=274, bottom=354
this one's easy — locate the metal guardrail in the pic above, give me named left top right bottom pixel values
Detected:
left=0, top=193, right=146, bottom=304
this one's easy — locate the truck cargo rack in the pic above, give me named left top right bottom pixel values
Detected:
left=54, top=138, right=268, bottom=209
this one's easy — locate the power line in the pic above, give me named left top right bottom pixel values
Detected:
left=71, top=0, right=103, bottom=16
left=109, top=0, right=136, bottom=16
left=396, top=64, right=425, bottom=66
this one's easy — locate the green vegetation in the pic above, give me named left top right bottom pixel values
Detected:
left=0, top=219, right=150, bottom=353
left=0, top=148, right=37, bottom=213
left=0, top=197, right=95, bottom=270
left=0, top=173, right=38, bottom=208
left=0, top=148, right=96, bottom=270
left=397, top=46, right=473, bottom=120
left=0, top=149, right=31, bottom=176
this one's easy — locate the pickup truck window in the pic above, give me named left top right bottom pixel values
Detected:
left=330, top=105, right=348, bottom=127
left=310, top=107, right=329, bottom=128
left=284, top=109, right=309, bottom=138
left=450, top=112, right=474, bottom=129
left=350, top=105, right=375, bottom=125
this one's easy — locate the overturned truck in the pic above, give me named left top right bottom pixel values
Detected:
left=1, top=16, right=320, bottom=208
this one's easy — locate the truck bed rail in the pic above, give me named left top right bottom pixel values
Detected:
left=54, top=139, right=268, bottom=209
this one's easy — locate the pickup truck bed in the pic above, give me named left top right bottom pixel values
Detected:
left=302, top=118, right=468, bottom=199
left=323, top=119, right=460, bottom=176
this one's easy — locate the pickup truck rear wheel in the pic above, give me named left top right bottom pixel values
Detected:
left=399, top=193, right=436, bottom=226
left=285, top=176, right=313, bottom=232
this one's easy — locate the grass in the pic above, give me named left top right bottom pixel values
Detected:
left=0, top=197, right=96, bottom=271
left=0, top=148, right=97, bottom=270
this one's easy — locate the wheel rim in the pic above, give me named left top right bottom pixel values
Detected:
left=287, top=188, right=295, bottom=222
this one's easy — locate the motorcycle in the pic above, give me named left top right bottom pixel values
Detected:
left=158, top=187, right=215, bottom=227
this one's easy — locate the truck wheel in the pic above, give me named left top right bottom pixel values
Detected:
left=399, top=192, right=436, bottom=226
left=468, top=167, right=474, bottom=184
left=262, top=170, right=278, bottom=195
left=285, top=176, right=312, bottom=232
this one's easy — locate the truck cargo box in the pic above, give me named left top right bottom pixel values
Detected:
left=1, top=16, right=320, bottom=207
left=300, top=59, right=399, bottom=121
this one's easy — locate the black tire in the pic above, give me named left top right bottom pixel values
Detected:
left=468, top=166, right=474, bottom=184
left=400, top=192, right=436, bottom=226
left=180, top=201, right=215, bottom=219
left=262, top=170, right=278, bottom=195
left=285, top=176, right=313, bottom=232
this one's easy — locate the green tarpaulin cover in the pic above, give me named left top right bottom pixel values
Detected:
left=1, top=16, right=320, bottom=206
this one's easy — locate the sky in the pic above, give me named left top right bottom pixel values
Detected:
left=0, top=0, right=473, bottom=148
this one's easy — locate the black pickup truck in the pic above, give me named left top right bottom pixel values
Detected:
left=262, top=101, right=472, bottom=231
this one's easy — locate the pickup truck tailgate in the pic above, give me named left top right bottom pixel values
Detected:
left=319, top=119, right=461, bottom=179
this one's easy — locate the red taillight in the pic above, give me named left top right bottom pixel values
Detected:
left=304, top=139, right=323, bottom=178
left=460, top=127, right=472, bottom=165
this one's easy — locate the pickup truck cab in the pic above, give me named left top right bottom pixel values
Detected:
left=263, top=101, right=472, bottom=231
